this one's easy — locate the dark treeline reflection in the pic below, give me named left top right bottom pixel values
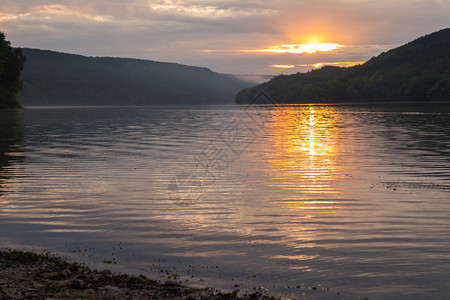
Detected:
left=0, top=111, right=24, bottom=195
left=351, top=103, right=450, bottom=158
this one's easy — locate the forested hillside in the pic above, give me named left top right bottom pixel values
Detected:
left=19, top=49, right=253, bottom=106
left=236, top=28, right=450, bottom=104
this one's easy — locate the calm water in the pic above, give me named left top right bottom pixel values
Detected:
left=1, top=104, right=449, bottom=299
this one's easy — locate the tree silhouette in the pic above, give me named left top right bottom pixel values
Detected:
left=0, top=32, right=26, bottom=109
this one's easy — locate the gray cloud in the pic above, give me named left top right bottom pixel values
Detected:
left=1, top=0, right=449, bottom=74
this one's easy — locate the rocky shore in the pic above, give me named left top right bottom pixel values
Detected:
left=0, top=250, right=278, bottom=299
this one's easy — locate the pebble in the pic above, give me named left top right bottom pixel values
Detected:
left=41, top=272, right=59, bottom=279
left=61, top=269, right=72, bottom=278
left=71, top=279, right=86, bottom=289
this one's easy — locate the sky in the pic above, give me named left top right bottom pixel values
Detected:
left=1, top=0, right=449, bottom=75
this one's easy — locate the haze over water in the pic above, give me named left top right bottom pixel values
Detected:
left=1, top=104, right=449, bottom=299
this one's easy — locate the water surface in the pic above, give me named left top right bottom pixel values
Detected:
left=1, top=104, right=449, bottom=299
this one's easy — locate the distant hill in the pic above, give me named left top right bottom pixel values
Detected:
left=18, top=49, right=255, bottom=106
left=231, top=74, right=274, bottom=85
left=236, top=28, right=450, bottom=104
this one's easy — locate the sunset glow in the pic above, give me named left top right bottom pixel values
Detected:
left=269, top=61, right=365, bottom=70
left=271, top=64, right=295, bottom=69
left=313, top=61, right=364, bottom=68
left=296, top=61, right=365, bottom=69
left=247, top=43, right=343, bottom=54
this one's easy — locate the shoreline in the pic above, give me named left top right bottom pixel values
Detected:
left=0, top=250, right=278, bottom=299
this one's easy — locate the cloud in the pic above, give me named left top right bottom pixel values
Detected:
left=0, top=0, right=449, bottom=74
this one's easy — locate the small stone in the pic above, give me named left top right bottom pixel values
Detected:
left=93, top=274, right=102, bottom=281
left=41, top=272, right=59, bottom=279
left=2, top=287, right=17, bottom=297
left=0, top=279, right=12, bottom=285
left=71, top=279, right=86, bottom=289
left=61, top=269, right=72, bottom=278
left=32, top=283, right=45, bottom=289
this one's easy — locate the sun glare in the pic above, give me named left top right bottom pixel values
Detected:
left=269, top=62, right=365, bottom=70
left=247, top=43, right=342, bottom=54
left=271, top=64, right=295, bottom=69
left=311, top=61, right=364, bottom=68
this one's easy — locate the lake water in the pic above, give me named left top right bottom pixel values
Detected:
left=1, top=104, right=449, bottom=299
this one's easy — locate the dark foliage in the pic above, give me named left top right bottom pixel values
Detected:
left=19, top=49, right=252, bottom=106
left=0, top=32, right=26, bottom=109
left=236, top=28, right=450, bottom=104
